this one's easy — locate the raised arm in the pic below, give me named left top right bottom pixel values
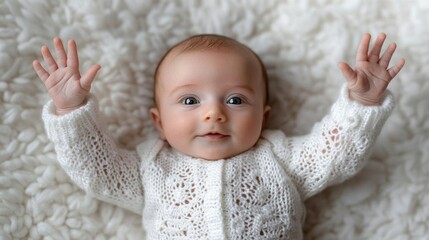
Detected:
left=266, top=33, right=404, bottom=199
left=36, top=38, right=143, bottom=214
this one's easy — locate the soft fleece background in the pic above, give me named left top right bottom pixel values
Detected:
left=1, top=0, right=428, bottom=239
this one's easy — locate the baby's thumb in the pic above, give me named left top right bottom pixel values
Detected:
left=81, top=64, right=101, bottom=91
left=337, top=62, right=357, bottom=86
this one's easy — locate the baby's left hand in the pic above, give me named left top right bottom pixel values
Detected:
left=338, top=33, right=405, bottom=105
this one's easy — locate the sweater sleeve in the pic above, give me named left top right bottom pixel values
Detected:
left=42, top=95, right=144, bottom=214
left=262, top=85, right=394, bottom=200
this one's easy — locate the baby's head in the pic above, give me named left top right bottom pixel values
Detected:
left=150, top=34, right=271, bottom=160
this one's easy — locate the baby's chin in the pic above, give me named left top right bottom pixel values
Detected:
left=183, top=148, right=248, bottom=161
left=167, top=137, right=259, bottom=160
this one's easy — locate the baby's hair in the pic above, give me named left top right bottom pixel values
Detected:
left=153, top=34, right=269, bottom=105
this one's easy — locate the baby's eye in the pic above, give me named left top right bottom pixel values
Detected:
left=182, top=97, right=199, bottom=105
left=226, top=96, right=243, bottom=105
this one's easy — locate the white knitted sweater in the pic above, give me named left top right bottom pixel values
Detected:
left=42, top=87, right=394, bottom=240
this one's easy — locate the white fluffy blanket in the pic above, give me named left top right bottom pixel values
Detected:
left=1, top=0, right=428, bottom=239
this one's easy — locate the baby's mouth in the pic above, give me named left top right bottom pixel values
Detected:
left=199, top=132, right=229, bottom=140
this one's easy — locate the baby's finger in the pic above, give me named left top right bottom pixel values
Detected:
left=54, top=37, right=67, bottom=68
left=41, top=45, right=58, bottom=73
left=338, top=62, right=357, bottom=86
left=67, top=40, right=79, bottom=69
left=388, top=58, right=405, bottom=80
left=379, top=43, right=396, bottom=69
left=368, top=33, right=386, bottom=63
left=33, top=60, right=49, bottom=82
left=356, top=33, right=371, bottom=63
left=80, top=64, right=101, bottom=91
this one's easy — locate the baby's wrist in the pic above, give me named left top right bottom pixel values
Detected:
left=348, top=91, right=383, bottom=106
left=55, top=106, right=82, bottom=115
left=55, top=101, right=87, bottom=116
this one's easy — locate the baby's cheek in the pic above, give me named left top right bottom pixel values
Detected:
left=236, top=114, right=263, bottom=144
left=164, top=115, right=193, bottom=144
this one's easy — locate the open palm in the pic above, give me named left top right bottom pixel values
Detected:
left=33, top=37, right=100, bottom=115
left=338, top=33, right=405, bottom=105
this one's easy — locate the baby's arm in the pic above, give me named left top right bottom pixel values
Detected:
left=267, top=87, right=395, bottom=199
left=265, top=33, right=404, bottom=199
left=35, top=38, right=143, bottom=214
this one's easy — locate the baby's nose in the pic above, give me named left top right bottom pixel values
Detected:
left=203, top=104, right=226, bottom=123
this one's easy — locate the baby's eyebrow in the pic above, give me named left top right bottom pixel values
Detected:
left=170, top=83, right=200, bottom=95
left=224, top=85, right=256, bottom=97
left=232, top=85, right=255, bottom=93
left=169, top=83, right=256, bottom=96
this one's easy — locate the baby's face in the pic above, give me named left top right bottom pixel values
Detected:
left=151, top=49, right=270, bottom=160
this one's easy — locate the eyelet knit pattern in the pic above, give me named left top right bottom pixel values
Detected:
left=42, top=87, right=394, bottom=239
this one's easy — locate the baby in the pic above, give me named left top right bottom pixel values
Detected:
left=35, top=33, right=404, bottom=239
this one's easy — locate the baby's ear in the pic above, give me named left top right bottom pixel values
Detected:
left=150, top=108, right=166, bottom=140
left=263, top=105, right=271, bottom=129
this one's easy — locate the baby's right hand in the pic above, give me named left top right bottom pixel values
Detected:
left=33, top=37, right=101, bottom=115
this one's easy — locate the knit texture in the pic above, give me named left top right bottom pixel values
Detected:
left=42, top=86, right=394, bottom=239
